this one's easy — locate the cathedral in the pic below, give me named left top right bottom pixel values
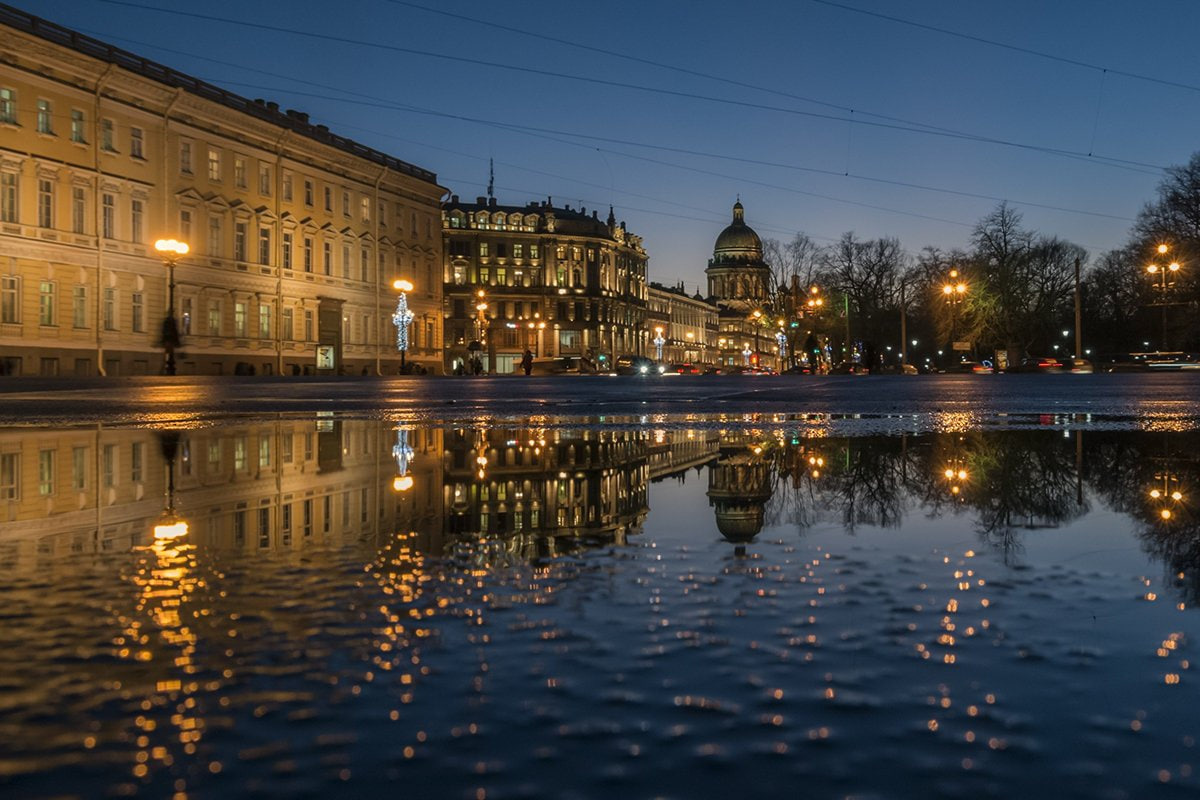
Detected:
left=705, top=201, right=774, bottom=368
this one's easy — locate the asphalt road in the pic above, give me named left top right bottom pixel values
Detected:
left=1, top=373, right=1198, bottom=430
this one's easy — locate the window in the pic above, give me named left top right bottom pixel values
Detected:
left=101, top=119, right=114, bottom=151
left=282, top=307, right=293, bottom=340
left=0, top=276, right=17, bottom=324
left=234, top=157, right=246, bottom=188
left=513, top=243, right=523, bottom=259
left=72, top=187, right=86, bottom=234
left=342, top=191, right=350, bottom=217
left=282, top=434, right=294, bottom=464
left=360, top=249, right=369, bottom=282
left=103, top=287, right=117, bottom=330
left=304, top=309, right=313, bottom=341
left=303, top=236, right=313, bottom=272
left=101, top=193, right=115, bottom=239
left=37, top=179, right=53, bottom=229
left=130, top=127, right=144, bottom=159
left=36, top=450, right=54, bottom=496
left=259, top=164, right=271, bottom=195
left=181, top=298, right=192, bottom=334
left=72, top=447, right=86, bottom=491
left=70, top=109, right=86, bottom=143
left=258, top=227, right=271, bottom=265
left=72, top=286, right=86, bottom=328
left=207, top=300, right=220, bottom=335
left=39, top=281, right=55, bottom=326
left=0, top=172, right=16, bottom=223
left=130, top=198, right=144, bottom=243
left=207, top=215, right=222, bottom=256
left=234, top=301, right=246, bottom=337
left=323, top=186, right=332, bottom=212
left=379, top=202, right=387, bottom=228
left=0, top=89, right=14, bottom=124
left=180, top=140, right=193, bottom=173
left=131, top=442, right=143, bottom=483
left=101, top=444, right=115, bottom=488
left=259, top=437, right=271, bottom=468
left=530, top=244, right=540, bottom=259
left=361, top=196, right=371, bottom=223
left=282, top=170, right=293, bottom=201
left=180, top=209, right=192, bottom=241
left=36, top=99, right=52, bottom=134
left=207, top=148, right=221, bottom=181
left=342, top=244, right=351, bottom=279
left=131, top=291, right=144, bottom=332
left=572, top=246, right=582, bottom=261
left=0, top=453, right=18, bottom=500
left=234, top=437, right=246, bottom=471
left=323, top=242, right=331, bottom=275
left=480, top=242, right=489, bottom=258
left=234, top=221, right=247, bottom=261
left=304, top=179, right=313, bottom=206
left=258, top=508, right=270, bottom=548
left=258, top=303, right=271, bottom=338
left=234, top=510, right=246, bottom=546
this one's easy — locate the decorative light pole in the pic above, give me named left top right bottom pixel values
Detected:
left=1146, top=243, right=1181, bottom=350
left=392, top=279, right=414, bottom=373
left=941, top=268, right=967, bottom=363
left=392, top=426, right=415, bottom=493
left=742, top=342, right=752, bottom=366
left=775, top=326, right=787, bottom=364
left=653, top=326, right=666, bottom=363
left=153, top=238, right=188, bottom=376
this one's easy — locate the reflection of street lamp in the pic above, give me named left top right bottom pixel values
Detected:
left=653, top=326, right=666, bottom=362
left=942, top=456, right=969, bottom=500
left=154, top=239, right=188, bottom=376
left=1146, top=243, right=1181, bottom=350
left=1149, top=466, right=1185, bottom=522
left=392, top=279, right=415, bottom=373
left=154, top=432, right=188, bottom=540
left=392, top=426, right=415, bottom=492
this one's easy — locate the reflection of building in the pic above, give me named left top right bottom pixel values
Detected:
left=706, top=435, right=775, bottom=542
left=441, top=428, right=650, bottom=555
left=441, top=196, right=648, bottom=374
left=648, top=428, right=720, bottom=480
left=646, top=283, right=718, bottom=366
left=705, top=201, right=773, bottom=368
left=0, top=8, right=444, bottom=377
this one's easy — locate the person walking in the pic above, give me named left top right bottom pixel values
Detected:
left=520, top=349, right=534, bottom=376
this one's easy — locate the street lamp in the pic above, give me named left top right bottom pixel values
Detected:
left=653, top=326, right=666, bottom=362
left=392, top=426, right=415, bottom=493
left=153, top=431, right=188, bottom=540
left=941, top=268, right=967, bottom=363
left=1146, top=243, right=1181, bottom=350
left=153, top=238, right=188, bottom=376
left=392, top=279, right=415, bottom=373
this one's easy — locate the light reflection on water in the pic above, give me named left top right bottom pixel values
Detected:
left=0, top=420, right=1198, bottom=797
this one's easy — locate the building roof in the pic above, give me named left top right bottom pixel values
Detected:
left=0, top=3, right=439, bottom=186
left=712, top=200, right=763, bottom=262
left=445, top=195, right=639, bottom=244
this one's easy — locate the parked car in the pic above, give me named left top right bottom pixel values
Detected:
left=947, top=361, right=994, bottom=374
left=830, top=362, right=869, bottom=375
left=614, top=355, right=661, bottom=375
left=666, top=363, right=700, bottom=375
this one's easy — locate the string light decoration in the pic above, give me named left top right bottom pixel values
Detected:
left=392, top=280, right=415, bottom=371
left=392, top=426, right=414, bottom=492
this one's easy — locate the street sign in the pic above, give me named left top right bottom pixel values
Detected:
left=953, top=341, right=971, bottom=351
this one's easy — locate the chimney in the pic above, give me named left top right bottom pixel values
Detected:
left=488, top=197, right=497, bottom=209
left=315, top=124, right=329, bottom=133
left=476, top=196, right=487, bottom=206
left=266, top=101, right=279, bottom=112
left=451, top=194, right=459, bottom=203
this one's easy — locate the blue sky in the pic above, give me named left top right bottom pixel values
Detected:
left=37, top=0, right=1200, bottom=289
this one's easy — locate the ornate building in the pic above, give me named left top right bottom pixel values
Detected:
left=646, top=282, right=718, bottom=365
left=441, top=196, right=647, bottom=374
left=704, top=201, right=776, bottom=368
left=0, top=6, right=445, bottom=377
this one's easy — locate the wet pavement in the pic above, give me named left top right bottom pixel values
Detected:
left=1, top=416, right=1199, bottom=798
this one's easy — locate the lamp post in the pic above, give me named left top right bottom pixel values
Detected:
left=941, top=268, right=967, bottom=364
left=153, top=239, right=188, bottom=376
left=775, top=325, right=787, bottom=366
left=653, top=326, right=666, bottom=363
left=742, top=342, right=752, bottom=367
left=391, top=279, right=415, bottom=373
left=1146, top=243, right=1181, bottom=350
left=153, top=431, right=189, bottom=540
left=751, top=309, right=764, bottom=366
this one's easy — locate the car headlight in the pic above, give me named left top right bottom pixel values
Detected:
left=639, top=365, right=648, bottom=374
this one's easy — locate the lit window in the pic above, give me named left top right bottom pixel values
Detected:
left=180, top=140, right=193, bottom=173
left=131, top=291, right=144, bottom=332
left=130, top=127, right=144, bottom=159
left=101, top=119, right=115, bottom=151
left=207, top=148, right=221, bottom=181
left=72, top=187, right=86, bottom=234
left=37, top=179, right=53, bottom=229
left=70, top=109, right=86, bottom=143
left=38, top=280, right=55, bottom=326
left=0, top=172, right=16, bottom=223
left=258, top=227, right=271, bottom=265
left=0, top=89, right=15, bottom=124
left=102, top=193, right=115, bottom=239
left=1, top=276, right=19, bottom=324
left=234, top=157, right=246, bottom=188
left=36, top=99, right=52, bottom=134
left=130, top=198, right=144, bottom=243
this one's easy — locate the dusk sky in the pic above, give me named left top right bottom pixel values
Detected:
left=38, top=0, right=1200, bottom=289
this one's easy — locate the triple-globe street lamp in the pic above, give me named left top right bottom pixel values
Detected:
left=1146, top=243, right=1181, bottom=350
left=941, top=268, right=967, bottom=363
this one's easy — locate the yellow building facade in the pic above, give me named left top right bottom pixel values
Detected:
left=0, top=7, right=445, bottom=376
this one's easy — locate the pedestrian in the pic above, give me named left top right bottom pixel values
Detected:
left=521, top=349, right=533, bottom=376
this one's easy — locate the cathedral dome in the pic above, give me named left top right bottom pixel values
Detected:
left=713, top=201, right=762, bottom=260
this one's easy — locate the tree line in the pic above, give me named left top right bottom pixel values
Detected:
left=761, top=152, right=1200, bottom=367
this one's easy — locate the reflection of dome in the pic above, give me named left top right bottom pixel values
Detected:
left=713, top=504, right=765, bottom=542
left=713, top=201, right=762, bottom=260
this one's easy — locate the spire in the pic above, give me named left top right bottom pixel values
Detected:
left=606, top=205, right=616, bottom=227
left=487, top=158, right=494, bottom=201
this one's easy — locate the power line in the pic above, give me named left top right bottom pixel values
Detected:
left=807, top=0, right=1200, bottom=96
left=89, top=0, right=1166, bottom=174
